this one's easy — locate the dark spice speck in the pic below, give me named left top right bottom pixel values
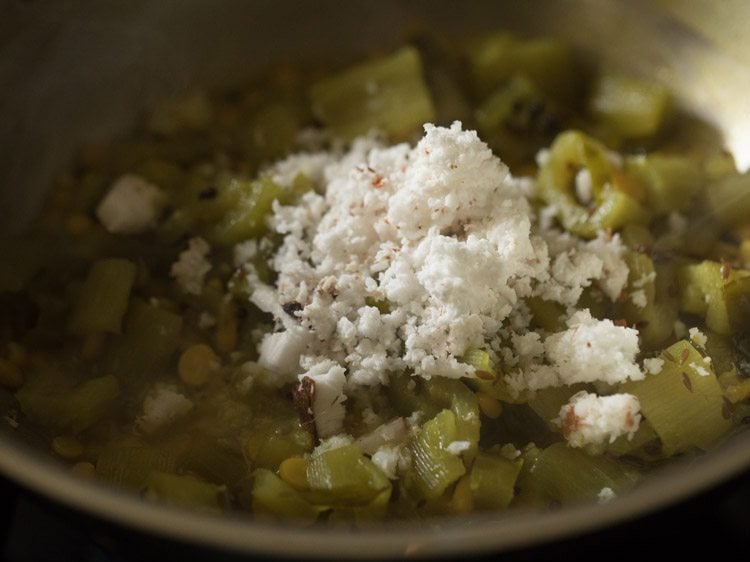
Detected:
left=198, top=186, right=218, bottom=200
left=282, top=302, right=303, bottom=317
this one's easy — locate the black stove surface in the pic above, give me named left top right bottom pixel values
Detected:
left=2, top=473, right=748, bottom=561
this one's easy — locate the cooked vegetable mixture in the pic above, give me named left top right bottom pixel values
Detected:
left=2, top=32, right=750, bottom=522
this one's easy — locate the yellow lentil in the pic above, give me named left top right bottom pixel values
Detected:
left=215, top=300, right=238, bottom=353
left=52, top=435, right=84, bottom=460
left=178, top=343, right=220, bottom=387
left=450, top=474, right=474, bottom=515
left=71, top=461, right=97, bottom=478
left=278, top=457, right=310, bottom=490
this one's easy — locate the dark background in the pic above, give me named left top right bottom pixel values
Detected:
left=1, top=472, right=747, bottom=562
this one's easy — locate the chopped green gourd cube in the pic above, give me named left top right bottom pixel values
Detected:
left=677, top=261, right=750, bottom=336
left=102, top=299, right=183, bottom=380
left=245, top=101, right=305, bottom=163
left=468, top=452, right=523, bottom=510
left=619, top=250, right=658, bottom=328
left=310, top=47, right=436, bottom=142
left=467, top=33, right=578, bottom=104
left=250, top=427, right=313, bottom=471
left=244, top=393, right=314, bottom=470
left=475, top=75, right=560, bottom=166
left=135, top=159, right=186, bottom=192
left=210, top=175, right=310, bottom=246
left=522, top=442, right=638, bottom=503
left=635, top=261, right=680, bottom=351
left=327, top=487, right=392, bottom=522
left=607, top=419, right=659, bottom=457
left=183, top=437, right=248, bottom=486
left=17, top=373, right=120, bottom=433
left=251, top=468, right=319, bottom=523
left=722, top=270, right=750, bottom=334
left=305, top=445, right=391, bottom=506
left=625, top=251, right=657, bottom=306
left=461, top=348, right=521, bottom=404
left=144, top=471, right=225, bottom=511
left=589, top=73, right=670, bottom=139
left=526, top=297, right=566, bottom=333
left=538, top=131, right=649, bottom=238
left=462, top=348, right=493, bottom=374
left=422, top=377, right=480, bottom=459
left=625, top=154, right=702, bottom=215
left=704, top=330, right=736, bottom=376
left=386, top=372, right=441, bottom=420
left=528, top=384, right=590, bottom=427
left=405, top=409, right=466, bottom=500
left=620, top=223, right=654, bottom=251
left=706, top=172, right=750, bottom=228
left=96, top=446, right=177, bottom=489
left=621, top=340, right=733, bottom=454
left=67, top=258, right=137, bottom=335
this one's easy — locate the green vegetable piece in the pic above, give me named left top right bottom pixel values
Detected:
left=244, top=392, right=314, bottom=470
left=467, top=33, right=578, bottom=104
left=706, top=171, right=750, bottom=228
left=462, top=348, right=492, bottom=374
left=607, top=419, right=659, bottom=458
left=589, top=73, right=670, bottom=139
left=327, top=486, right=392, bottom=522
left=305, top=445, right=391, bottom=506
left=144, top=471, right=225, bottom=511
left=251, top=468, right=319, bottom=523
left=625, top=251, right=656, bottom=306
left=183, top=437, right=248, bottom=486
left=386, top=372, right=441, bottom=420
left=677, top=261, right=750, bottom=336
left=723, top=270, right=750, bottom=334
left=625, top=154, right=702, bottom=216
left=102, top=299, right=183, bottom=379
left=251, top=428, right=313, bottom=471
left=526, top=297, right=566, bottom=332
left=704, top=150, right=738, bottom=182
left=422, top=377, right=480, bottom=459
left=147, top=91, right=213, bottom=136
left=635, top=261, right=680, bottom=351
left=16, top=374, right=120, bottom=433
left=620, top=223, right=654, bottom=251
left=135, top=159, right=185, bottom=192
left=475, top=75, right=560, bottom=166
left=210, top=176, right=283, bottom=245
left=310, top=47, right=436, bottom=141
left=619, top=250, right=658, bottom=329
left=704, top=330, right=735, bottom=376
left=621, top=340, right=733, bottom=454
left=245, top=102, right=305, bottom=163
left=405, top=409, right=466, bottom=500
left=538, top=130, right=649, bottom=238
left=210, top=175, right=310, bottom=246
left=522, top=442, right=638, bottom=503
left=469, top=452, right=523, bottom=510
left=67, top=258, right=137, bottom=335
left=461, top=348, right=521, bottom=404
left=96, top=446, right=177, bottom=489
left=528, top=384, right=590, bottom=428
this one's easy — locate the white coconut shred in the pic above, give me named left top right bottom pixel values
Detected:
left=239, top=122, right=643, bottom=438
